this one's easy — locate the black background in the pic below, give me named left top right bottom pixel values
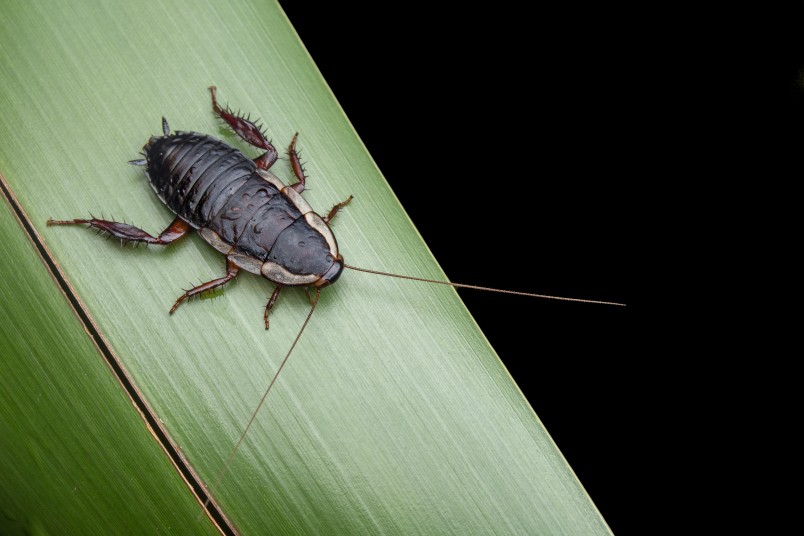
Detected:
left=279, top=2, right=635, bottom=533
left=790, top=3, right=804, bottom=136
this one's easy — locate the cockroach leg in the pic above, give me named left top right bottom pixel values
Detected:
left=288, top=132, right=306, bottom=193
left=170, top=258, right=240, bottom=315
left=323, top=195, right=354, bottom=223
left=302, top=287, right=318, bottom=306
left=209, top=85, right=277, bottom=170
left=263, top=285, right=283, bottom=330
left=252, top=148, right=278, bottom=171
left=47, top=215, right=191, bottom=245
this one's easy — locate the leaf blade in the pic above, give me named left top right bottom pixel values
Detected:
left=0, top=1, right=611, bottom=534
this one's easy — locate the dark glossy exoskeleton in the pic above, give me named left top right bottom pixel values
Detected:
left=49, top=86, right=353, bottom=328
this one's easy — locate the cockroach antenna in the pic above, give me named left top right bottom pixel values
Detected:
left=343, top=264, right=626, bottom=307
left=200, top=289, right=321, bottom=515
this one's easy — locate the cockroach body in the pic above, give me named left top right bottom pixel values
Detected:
left=49, top=86, right=622, bottom=328
left=49, top=86, right=353, bottom=328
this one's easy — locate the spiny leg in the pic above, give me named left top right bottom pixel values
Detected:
left=170, top=258, right=240, bottom=315
left=209, top=85, right=277, bottom=170
left=47, top=215, right=191, bottom=245
left=303, top=287, right=318, bottom=306
left=323, top=195, right=354, bottom=223
left=288, top=133, right=306, bottom=193
left=263, top=285, right=283, bottom=331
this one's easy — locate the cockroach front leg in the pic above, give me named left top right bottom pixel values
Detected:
left=323, top=195, right=354, bottom=223
left=170, top=258, right=240, bottom=315
left=47, top=215, right=191, bottom=245
left=209, top=85, right=277, bottom=170
left=264, top=285, right=283, bottom=330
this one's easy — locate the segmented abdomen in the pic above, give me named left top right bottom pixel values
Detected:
left=146, top=132, right=255, bottom=226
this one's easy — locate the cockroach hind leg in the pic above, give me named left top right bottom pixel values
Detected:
left=162, top=116, right=170, bottom=137
left=207, top=86, right=277, bottom=169
left=48, top=216, right=191, bottom=246
left=128, top=158, right=147, bottom=166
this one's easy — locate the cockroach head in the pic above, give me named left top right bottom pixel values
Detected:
left=314, top=256, right=344, bottom=287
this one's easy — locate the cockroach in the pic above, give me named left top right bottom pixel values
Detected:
left=50, top=86, right=353, bottom=330
left=48, top=86, right=624, bottom=507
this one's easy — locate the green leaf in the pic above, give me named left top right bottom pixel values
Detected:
left=0, top=1, right=611, bottom=534
left=0, top=189, right=219, bottom=533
